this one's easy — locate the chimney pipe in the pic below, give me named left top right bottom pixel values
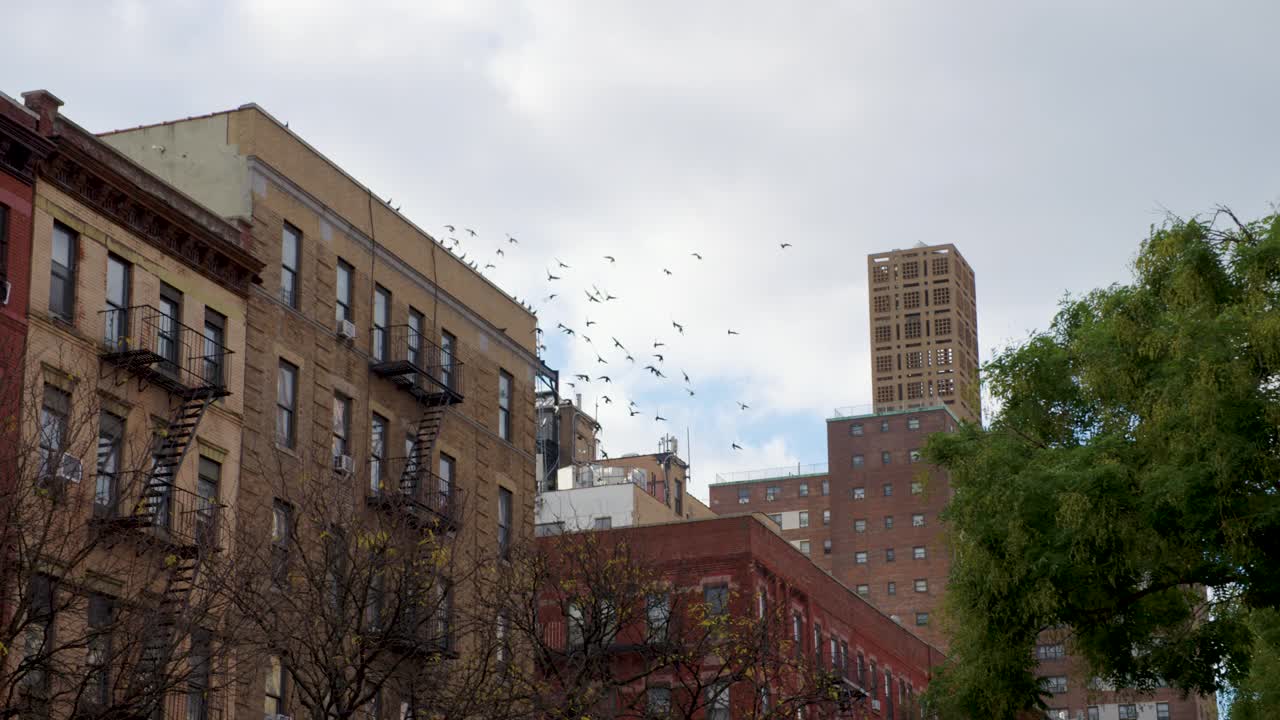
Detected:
left=21, top=89, right=63, bottom=136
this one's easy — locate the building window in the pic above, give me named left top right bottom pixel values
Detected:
left=440, top=329, right=457, bottom=391
left=799, top=511, right=809, bottom=528
left=799, top=540, right=810, bottom=555
left=264, top=655, right=286, bottom=715
left=1041, top=676, right=1067, bottom=694
left=884, top=515, right=894, bottom=530
left=883, top=483, right=894, bottom=497
left=823, top=539, right=832, bottom=555
left=332, top=393, right=351, bottom=459
left=855, top=551, right=868, bottom=564
left=854, top=519, right=866, bottom=533
left=913, top=546, right=926, bottom=560
left=887, top=581, right=896, bottom=595
left=914, top=579, right=928, bottom=593
left=880, top=420, right=890, bottom=432
left=933, top=286, right=950, bottom=305
left=1156, top=703, right=1170, bottom=720
left=96, top=412, right=124, bottom=512
left=0, top=204, right=7, bottom=283
left=281, top=223, right=300, bottom=307
left=39, top=386, right=70, bottom=481
left=370, top=414, right=387, bottom=492
left=157, top=283, right=183, bottom=375
left=646, top=593, right=671, bottom=641
left=853, top=454, right=864, bottom=468
left=647, top=687, right=672, bottom=716
left=911, top=480, right=923, bottom=495
left=882, top=451, right=892, bottom=465
left=851, top=423, right=864, bottom=436
left=372, top=285, right=390, bottom=361
left=738, top=487, right=750, bottom=504
left=86, top=592, right=114, bottom=705
left=704, top=584, right=728, bottom=616
left=1118, top=705, right=1138, bottom=720
left=856, top=584, right=869, bottom=597
left=276, top=360, right=298, bottom=448
left=1088, top=708, right=1100, bottom=720
left=592, top=516, right=612, bottom=530
left=407, top=307, right=425, bottom=368
left=707, top=682, right=730, bottom=720
left=768, top=513, right=782, bottom=525
left=271, top=500, right=292, bottom=586
left=912, top=513, right=925, bottom=527
left=104, top=254, right=131, bottom=347
left=822, top=510, right=830, bottom=526
left=885, top=548, right=895, bottom=563
left=798, top=481, right=809, bottom=497
left=196, top=457, right=220, bottom=547
left=203, top=307, right=226, bottom=387
left=498, top=487, right=513, bottom=558
left=821, top=479, right=829, bottom=496
left=438, top=452, right=455, bottom=502
left=1036, top=643, right=1066, bottom=660
left=852, top=486, right=865, bottom=500
left=767, top=485, right=780, bottom=501
left=498, top=370, right=513, bottom=441
left=907, top=417, right=920, bottom=430
left=1045, top=708, right=1067, bottom=719
left=335, top=258, right=353, bottom=322
left=50, top=221, right=77, bottom=322
left=909, top=449, right=922, bottom=464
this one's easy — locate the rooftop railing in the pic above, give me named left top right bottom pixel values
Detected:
left=714, top=462, right=829, bottom=485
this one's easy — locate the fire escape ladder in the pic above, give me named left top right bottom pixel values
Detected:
left=403, top=402, right=447, bottom=492
left=142, top=393, right=212, bottom=513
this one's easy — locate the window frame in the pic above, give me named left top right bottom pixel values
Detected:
left=281, top=222, right=301, bottom=308
left=372, top=285, right=391, bottom=361
left=498, top=486, right=513, bottom=558
left=50, top=221, right=77, bottom=322
left=203, top=306, right=226, bottom=387
left=335, top=258, right=354, bottom=322
left=104, top=254, right=131, bottom=347
left=332, top=393, right=352, bottom=459
left=276, top=360, right=298, bottom=448
left=370, top=413, right=388, bottom=492
left=798, top=482, right=809, bottom=497
left=498, top=369, right=513, bottom=441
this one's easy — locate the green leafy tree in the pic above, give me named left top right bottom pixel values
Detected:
left=922, top=209, right=1280, bottom=718
left=1228, top=608, right=1280, bottom=720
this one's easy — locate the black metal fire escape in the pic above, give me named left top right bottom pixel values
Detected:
left=368, top=324, right=465, bottom=530
left=96, top=305, right=229, bottom=687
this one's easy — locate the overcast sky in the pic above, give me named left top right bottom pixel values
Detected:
left=5, top=0, right=1278, bottom=500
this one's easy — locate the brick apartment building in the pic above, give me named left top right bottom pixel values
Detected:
left=537, top=515, right=943, bottom=718
left=101, top=102, right=551, bottom=719
left=4, top=90, right=261, bottom=718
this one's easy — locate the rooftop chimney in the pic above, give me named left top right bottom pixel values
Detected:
left=21, top=89, right=63, bottom=136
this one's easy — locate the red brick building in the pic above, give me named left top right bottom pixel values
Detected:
left=537, top=515, right=943, bottom=718
left=0, top=92, right=55, bottom=472
left=710, top=407, right=958, bottom=650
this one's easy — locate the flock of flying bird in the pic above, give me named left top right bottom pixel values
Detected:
left=432, top=221, right=795, bottom=454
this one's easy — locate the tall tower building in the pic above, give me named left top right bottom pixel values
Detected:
left=867, top=243, right=980, bottom=423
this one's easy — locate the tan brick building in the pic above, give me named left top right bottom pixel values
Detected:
left=103, top=103, right=546, bottom=719
left=867, top=243, right=979, bottom=423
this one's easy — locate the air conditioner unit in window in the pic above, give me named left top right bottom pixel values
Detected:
left=332, top=454, right=355, bottom=475
left=871, top=699, right=881, bottom=712
left=336, top=318, right=356, bottom=340
left=57, top=453, right=83, bottom=483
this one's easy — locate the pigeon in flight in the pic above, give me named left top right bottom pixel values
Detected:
left=731, top=443, right=743, bottom=451
left=574, top=374, right=590, bottom=381
left=644, top=365, right=659, bottom=374
left=653, top=354, right=664, bottom=362
left=582, top=335, right=593, bottom=344
left=672, top=321, right=684, bottom=334
left=444, top=224, right=456, bottom=233
left=727, top=329, right=740, bottom=336
left=544, top=294, right=558, bottom=301
left=484, top=263, right=496, bottom=269
left=612, top=337, right=626, bottom=349
left=495, top=248, right=505, bottom=257
left=663, top=268, right=673, bottom=276
left=586, top=291, right=602, bottom=303
left=602, top=396, right=613, bottom=404
left=586, top=318, right=597, bottom=327
left=654, top=340, right=666, bottom=348
left=547, top=271, right=561, bottom=281
left=596, top=354, right=608, bottom=364
left=780, top=242, right=792, bottom=249
left=629, top=408, right=641, bottom=417
left=625, top=353, right=635, bottom=363
left=605, top=293, right=618, bottom=301
left=628, top=400, right=638, bottom=407
left=597, top=376, right=612, bottom=383
left=556, top=258, right=571, bottom=269
left=507, top=234, right=519, bottom=244
left=561, top=327, right=576, bottom=336
left=655, top=413, right=667, bottom=422
left=686, top=389, right=695, bottom=397
left=737, top=401, right=750, bottom=410
left=465, top=228, right=477, bottom=237
left=604, top=255, right=616, bottom=263
left=692, top=252, right=703, bottom=260
left=566, top=382, right=577, bottom=390
left=682, top=370, right=690, bottom=383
